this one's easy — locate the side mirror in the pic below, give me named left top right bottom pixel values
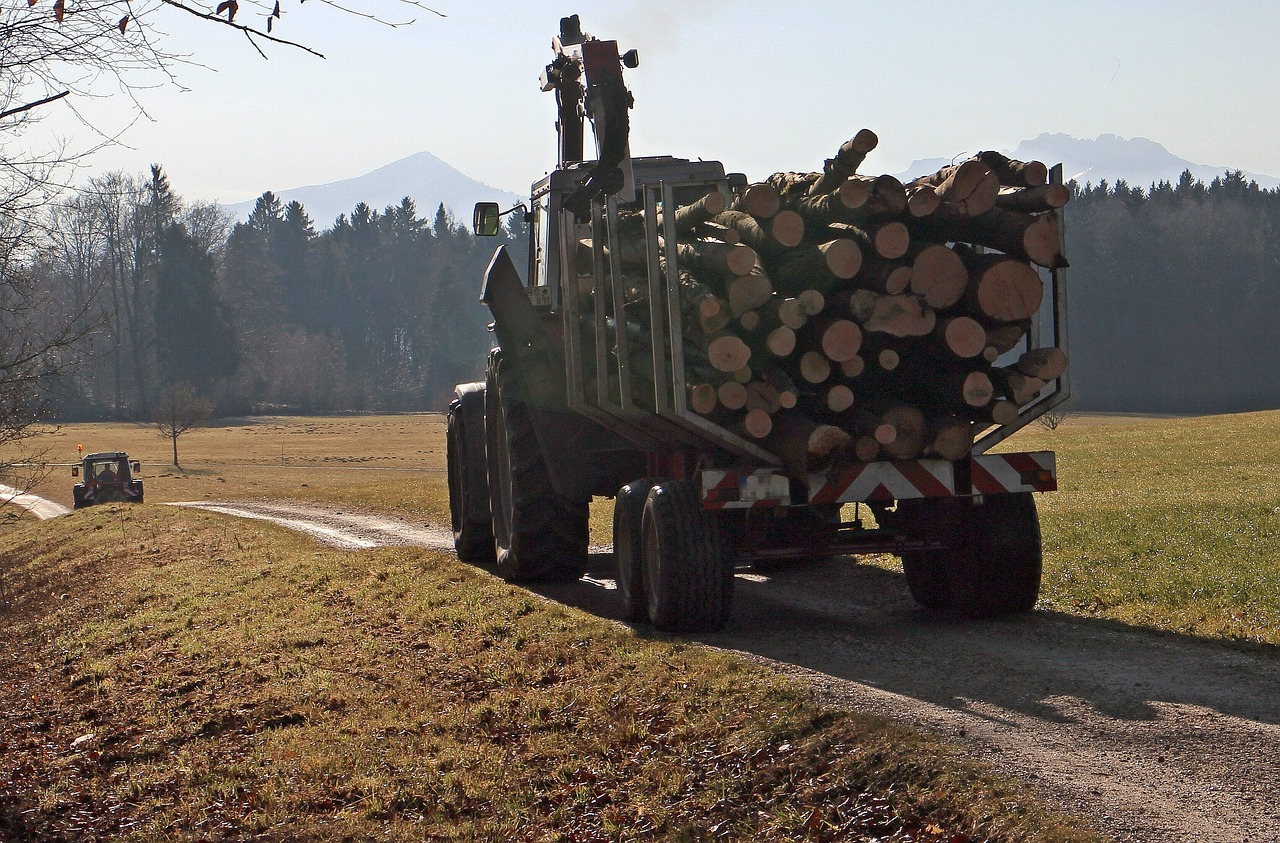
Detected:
left=72, top=466, right=79, bottom=477
left=131, top=461, right=141, bottom=472
left=473, top=202, right=502, bottom=237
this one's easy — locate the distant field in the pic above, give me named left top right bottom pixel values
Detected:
left=5, top=409, right=1280, bottom=646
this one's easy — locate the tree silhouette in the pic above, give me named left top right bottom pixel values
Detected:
left=153, top=383, right=212, bottom=467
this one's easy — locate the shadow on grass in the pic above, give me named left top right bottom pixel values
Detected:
left=527, top=549, right=1280, bottom=732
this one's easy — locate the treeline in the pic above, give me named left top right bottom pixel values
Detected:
left=34, top=167, right=525, bottom=420
left=23, top=164, right=1280, bottom=421
left=1065, top=169, right=1280, bottom=413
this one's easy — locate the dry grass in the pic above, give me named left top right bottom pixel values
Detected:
left=0, top=506, right=1096, bottom=842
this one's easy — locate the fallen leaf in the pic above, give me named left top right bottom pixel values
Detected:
left=118, top=14, right=128, bottom=32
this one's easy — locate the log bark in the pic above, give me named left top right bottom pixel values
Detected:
left=995, top=183, right=1070, bottom=213
left=991, top=367, right=1046, bottom=405
left=676, top=239, right=758, bottom=277
left=760, top=365, right=800, bottom=410
left=984, top=320, right=1030, bottom=356
left=658, top=190, right=728, bottom=233
left=808, top=129, right=879, bottom=195
left=1015, top=346, right=1067, bottom=380
left=877, top=404, right=926, bottom=460
left=714, top=210, right=802, bottom=257
left=849, top=258, right=912, bottom=295
left=915, top=159, right=999, bottom=216
left=925, top=207, right=1065, bottom=269
left=848, top=290, right=937, bottom=337
left=771, top=238, right=863, bottom=294
left=976, top=151, right=1048, bottom=187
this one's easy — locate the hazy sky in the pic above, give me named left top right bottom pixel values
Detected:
left=31, top=1, right=1280, bottom=206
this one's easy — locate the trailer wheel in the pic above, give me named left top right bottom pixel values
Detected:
left=613, top=479, right=660, bottom=622
left=641, top=480, right=733, bottom=633
left=952, top=492, right=1042, bottom=616
left=72, top=487, right=86, bottom=510
left=901, top=551, right=951, bottom=610
left=895, top=494, right=1041, bottom=616
left=486, top=351, right=589, bottom=582
left=447, top=399, right=495, bottom=564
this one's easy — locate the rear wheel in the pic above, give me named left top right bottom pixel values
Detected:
left=641, top=480, right=733, bottom=633
left=485, top=350, right=589, bottom=582
left=447, top=400, right=495, bottom=563
left=896, top=494, right=1042, bottom=616
left=613, top=479, right=660, bottom=622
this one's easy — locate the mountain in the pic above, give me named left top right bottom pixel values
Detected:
left=895, top=133, right=1279, bottom=191
left=222, top=152, right=524, bottom=228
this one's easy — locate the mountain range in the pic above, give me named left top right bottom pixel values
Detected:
left=223, top=134, right=1278, bottom=228
left=222, top=152, right=524, bottom=229
left=895, top=133, right=1279, bottom=191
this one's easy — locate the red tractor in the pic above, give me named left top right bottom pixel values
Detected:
left=72, top=452, right=144, bottom=508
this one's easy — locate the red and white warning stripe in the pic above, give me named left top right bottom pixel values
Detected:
left=701, top=451, right=1056, bottom=509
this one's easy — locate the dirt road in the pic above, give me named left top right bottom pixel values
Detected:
left=19, top=496, right=1280, bottom=841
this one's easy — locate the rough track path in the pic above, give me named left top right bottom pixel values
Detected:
left=17, top=494, right=1280, bottom=841
left=0, top=483, right=71, bottom=519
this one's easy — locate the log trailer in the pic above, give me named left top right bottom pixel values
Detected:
left=447, top=15, right=1071, bottom=633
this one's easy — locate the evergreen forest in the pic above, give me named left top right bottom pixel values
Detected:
left=19, top=165, right=1280, bottom=420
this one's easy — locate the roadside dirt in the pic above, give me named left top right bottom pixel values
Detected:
left=21, top=496, right=1280, bottom=841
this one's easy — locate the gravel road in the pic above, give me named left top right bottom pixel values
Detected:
left=19, top=495, right=1280, bottom=841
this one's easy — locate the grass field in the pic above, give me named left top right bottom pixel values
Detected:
left=7, top=409, right=1280, bottom=647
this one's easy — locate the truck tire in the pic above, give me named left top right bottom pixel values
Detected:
left=896, top=494, right=1042, bottom=616
left=613, top=479, right=660, bottom=622
left=485, top=350, right=589, bottom=582
left=641, top=480, right=733, bottom=633
left=447, top=399, right=495, bottom=564
left=953, top=492, right=1042, bottom=616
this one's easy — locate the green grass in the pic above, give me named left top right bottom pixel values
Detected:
left=0, top=507, right=1097, bottom=841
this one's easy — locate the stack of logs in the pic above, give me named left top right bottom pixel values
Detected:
left=584, top=130, right=1069, bottom=477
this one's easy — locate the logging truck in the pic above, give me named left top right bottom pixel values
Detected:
left=446, top=15, right=1071, bottom=633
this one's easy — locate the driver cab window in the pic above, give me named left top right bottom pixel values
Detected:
left=530, top=194, right=550, bottom=289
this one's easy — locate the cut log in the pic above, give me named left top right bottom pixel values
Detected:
left=870, top=220, right=910, bottom=259
left=916, top=159, right=999, bottom=216
left=815, top=318, right=863, bottom=363
left=975, top=151, right=1048, bottom=187
left=849, top=258, right=912, bottom=295
left=760, top=366, right=800, bottom=410
left=958, top=370, right=995, bottom=408
left=878, top=404, right=926, bottom=460
left=705, top=333, right=753, bottom=373
left=923, top=416, right=975, bottom=460
left=694, top=220, right=741, bottom=244
left=906, top=183, right=940, bottom=217
left=770, top=210, right=806, bottom=248
left=965, top=254, right=1044, bottom=322
left=936, top=316, right=988, bottom=359
left=690, top=382, right=719, bottom=415
left=876, top=348, right=900, bottom=372
left=908, top=243, right=968, bottom=309
left=1015, top=346, right=1068, bottom=380
left=849, top=290, right=937, bottom=337
left=714, top=210, right=801, bottom=257
left=761, top=413, right=853, bottom=477
left=717, top=380, right=748, bottom=411
left=866, top=174, right=908, bottom=217
left=746, top=380, right=783, bottom=415
left=658, top=190, right=728, bottom=233
left=808, top=129, right=879, bottom=195
left=726, top=265, right=775, bottom=316
left=984, top=319, right=1031, bottom=356
left=995, top=183, right=1070, bottom=213
left=798, top=350, right=832, bottom=384
left=677, top=239, right=758, bottom=277
left=735, top=183, right=782, bottom=219
left=971, top=399, right=1021, bottom=426
left=796, top=288, right=826, bottom=317
left=991, top=367, right=1046, bottom=405
left=764, top=325, right=797, bottom=358
left=741, top=408, right=774, bottom=439
left=826, top=384, right=855, bottom=413
left=854, top=435, right=883, bottom=462
left=839, top=355, right=865, bottom=378
left=771, top=238, right=863, bottom=294
left=927, top=207, right=1065, bottom=269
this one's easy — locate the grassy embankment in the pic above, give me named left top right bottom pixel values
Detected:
left=0, top=506, right=1095, bottom=841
